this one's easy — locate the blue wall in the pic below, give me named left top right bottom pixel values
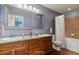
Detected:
left=0, top=4, right=60, bottom=37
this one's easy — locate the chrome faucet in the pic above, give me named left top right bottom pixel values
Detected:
left=28, top=29, right=32, bottom=36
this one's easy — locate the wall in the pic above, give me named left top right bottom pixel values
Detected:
left=65, top=11, right=79, bottom=53
left=65, top=11, right=79, bottom=39
left=65, top=16, right=79, bottom=39
left=0, top=4, right=60, bottom=37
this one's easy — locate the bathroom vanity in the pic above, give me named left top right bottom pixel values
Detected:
left=0, top=35, right=52, bottom=55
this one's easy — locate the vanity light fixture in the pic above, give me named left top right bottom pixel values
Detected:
left=15, top=4, right=40, bottom=13
left=33, top=7, right=37, bottom=11
left=36, top=9, right=40, bottom=13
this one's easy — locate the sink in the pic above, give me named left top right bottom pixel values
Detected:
left=53, top=40, right=62, bottom=47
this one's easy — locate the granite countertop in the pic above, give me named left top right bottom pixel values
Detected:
left=0, top=34, right=52, bottom=44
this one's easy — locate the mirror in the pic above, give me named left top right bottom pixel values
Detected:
left=5, top=5, right=43, bottom=29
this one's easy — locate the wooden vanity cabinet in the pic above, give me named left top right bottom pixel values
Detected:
left=0, top=36, right=52, bottom=55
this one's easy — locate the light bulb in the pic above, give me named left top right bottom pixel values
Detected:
left=23, top=4, right=28, bottom=9
left=36, top=9, right=39, bottom=13
left=33, top=7, right=37, bottom=11
left=28, top=5, right=33, bottom=10
left=17, top=4, right=22, bottom=8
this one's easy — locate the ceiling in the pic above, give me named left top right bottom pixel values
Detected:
left=42, top=4, right=79, bottom=14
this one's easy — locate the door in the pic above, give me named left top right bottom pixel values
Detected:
left=44, top=37, right=52, bottom=54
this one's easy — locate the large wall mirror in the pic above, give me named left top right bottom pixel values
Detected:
left=4, top=5, right=43, bottom=29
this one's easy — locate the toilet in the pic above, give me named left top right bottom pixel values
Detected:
left=53, top=40, right=62, bottom=51
left=52, top=35, right=62, bottom=51
left=53, top=40, right=62, bottom=47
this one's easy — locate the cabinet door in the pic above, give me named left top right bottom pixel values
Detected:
left=39, top=39, right=44, bottom=53
left=29, top=39, right=44, bottom=55
left=0, top=50, right=13, bottom=55
left=14, top=46, right=28, bottom=55
left=44, top=37, right=52, bottom=54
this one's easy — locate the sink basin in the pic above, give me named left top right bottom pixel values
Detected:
left=53, top=40, right=62, bottom=47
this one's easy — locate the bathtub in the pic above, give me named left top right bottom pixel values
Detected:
left=65, top=37, right=79, bottom=53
